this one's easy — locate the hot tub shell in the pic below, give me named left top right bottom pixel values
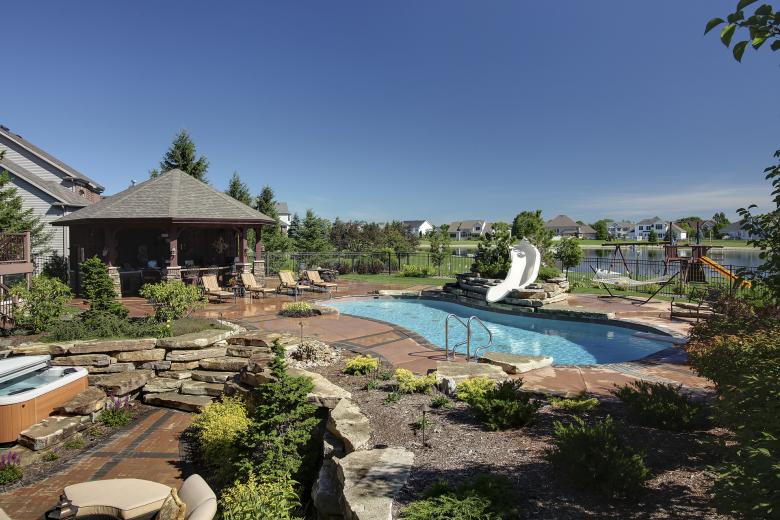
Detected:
left=0, top=355, right=88, bottom=443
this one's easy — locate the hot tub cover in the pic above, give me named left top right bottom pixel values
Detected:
left=0, top=355, right=51, bottom=383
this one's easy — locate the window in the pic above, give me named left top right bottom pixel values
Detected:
left=656, top=224, right=663, bottom=230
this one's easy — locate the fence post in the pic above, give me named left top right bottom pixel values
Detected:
left=387, top=252, right=391, bottom=276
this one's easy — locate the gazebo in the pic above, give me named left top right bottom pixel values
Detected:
left=53, top=169, right=275, bottom=295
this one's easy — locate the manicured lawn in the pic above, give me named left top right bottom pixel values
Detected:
left=340, top=273, right=455, bottom=285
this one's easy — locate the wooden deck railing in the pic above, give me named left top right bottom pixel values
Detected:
left=0, top=232, right=33, bottom=278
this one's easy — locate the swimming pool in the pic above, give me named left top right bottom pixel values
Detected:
left=327, top=298, right=672, bottom=365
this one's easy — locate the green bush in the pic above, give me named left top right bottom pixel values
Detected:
left=47, top=312, right=163, bottom=341
left=549, top=394, right=599, bottom=413
left=279, top=302, right=316, bottom=317
left=192, top=396, right=251, bottom=484
left=455, top=377, right=496, bottom=404
left=343, top=355, right=379, bottom=375
left=547, top=415, right=649, bottom=496
left=612, top=381, right=702, bottom=431
left=0, top=452, right=22, bottom=485
left=400, top=264, right=434, bottom=277
left=537, top=265, right=562, bottom=281
left=99, top=395, right=133, bottom=427
left=471, top=223, right=512, bottom=278
left=139, top=280, right=204, bottom=322
left=384, top=391, right=402, bottom=404
left=430, top=395, right=452, bottom=409
left=220, top=471, right=301, bottom=520
left=62, top=436, right=84, bottom=450
left=80, top=256, right=127, bottom=318
left=42, top=254, right=69, bottom=283
left=469, top=380, right=539, bottom=430
left=395, top=368, right=437, bottom=393
left=401, top=474, right=520, bottom=520
left=9, top=275, right=72, bottom=333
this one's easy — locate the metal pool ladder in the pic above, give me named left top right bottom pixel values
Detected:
left=444, top=314, right=493, bottom=362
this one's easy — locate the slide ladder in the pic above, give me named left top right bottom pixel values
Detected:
left=444, top=314, right=493, bottom=362
left=700, top=256, right=751, bottom=288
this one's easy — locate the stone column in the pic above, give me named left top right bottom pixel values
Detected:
left=104, top=228, right=122, bottom=297
left=253, top=226, right=265, bottom=276
left=234, top=227, right=251, bottom=274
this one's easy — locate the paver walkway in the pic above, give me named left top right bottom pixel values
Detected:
left=0, top=409, right=192, bottom=520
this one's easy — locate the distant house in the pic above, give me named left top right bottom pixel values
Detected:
left=631, top=217, right=687, bottom=241
left=544, top=215, right=597, bottom=239
left=0, top=124, right=104, bottom=255
left=402, top=220, right=434, bottom=237
left=607, top=220, right=634, bottom=240
left=448, top=220, right=491, bottom=241
left=275, top=202, right=291, bottom=233
left=721, top=220, right=759, bottom=240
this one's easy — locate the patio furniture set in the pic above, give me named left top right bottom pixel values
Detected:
left=200, top=270, right=338, bottom=303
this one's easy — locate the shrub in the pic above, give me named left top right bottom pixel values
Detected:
left=99, top=395, right=133, bottom=427
left=537, top=265, right=562, bottom=281
left=401, top=474, right=520, bottom=520
left=343, top=355, right=379, bottom=375
left=430, top=395, right=452, bottom=409
left=139, top=280, right=204, bottom=322
left=469, top=380, right=539, bottom=430
left=355, top=257, right=385, bottom=274
left=42, top=254, right=69, bottom=283
left=62, top=436, right=84, bottom=450
left=377, top=368, right=393, bottom=380
left=192, top=396, right=251, bottom=483
left=455, top=377, right=496, bottom=404
left=395, top=368, right=437, bottom=393
left=41, top=451, right=59, bottom=462
left=400, top=264, right=434, bottom=278
left=80, top=257, right=127, bottom=318
left=549, top=394, right=599, bottom=413
left=384, top=391, right=402, bottom=404
left=364, top=379, right=379, bottom=390
left=411, top=416, right=432, bottom=432
left=472, top=223, right=512, bottom=278
left=9, top=275, right=72, bottom=333
left=0, top=452, right=22, bottom=485
left=220, top=471, right=301, bottom=520
left=547, top=415, right=649, bottom=496
left=279, top=302, right=316, bottom=318
left=612, top=381, right=702, bottom=431
left=47, top=312, right=163, bottom=341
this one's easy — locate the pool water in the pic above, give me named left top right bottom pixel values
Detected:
left=328, top=298, right=670, bottom=365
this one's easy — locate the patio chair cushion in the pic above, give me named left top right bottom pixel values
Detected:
left=156, top=488, right=186, bottom=520
left=63, top=478, right=172, bottom=519
left=177, top=475, right=217, bottom=520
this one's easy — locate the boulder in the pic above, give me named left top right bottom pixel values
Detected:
left=143, top=392, right=213, bottom=412
left=199, top=356, right=248, bottom=372
left=170, top=361, right=200, bottom=370
left=156, top=329, right=234, bottom=350
left=18, top=416, right=90, bottom=450
left=434, top=361, right=508, bottom=396
left=94, top=370, right=154, bottom=396
left=54, top=387, right=107, bottom=415
left=311, top=459, right=343, bottom=518
left=157, top=370, right=192, bottom=380
left=226, top=345, right=267, bottom=358
left=222, top=380, right=253, bottom=399
left=323, top=430, right=346, bottom=459
left=166, top=347, right=227, bottom=362
left=191, top=370, right=236, bottom=383
left=335, top=448, right=414, bottom=520
left=11, top=342, right=68, bottom=356
left=327, top=399, right=371, bottom=453
left=180, top=380, right=223, bottom=397
left=86, top=363, right=136, bottom=374
left=143, top=378, right=184, bottom=393
left=114, top=348, right=166, bottom=363
left=139, top=361, right=172, bottom=371
left=51, top=354, right=112, bottom=367
left=479, top=352, right=554, bottom=374
left=288, top=367, right=351, bottom=409
left=246, top=351, right=274, bottom=373
left=238, top=368, right=274, bottom=387
left=68, top=338, right=157, bottom=355
left=228, top=331, right=297, bottom=348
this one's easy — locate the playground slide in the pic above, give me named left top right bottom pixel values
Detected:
left=700, top=256, right=751, bottom=287
left=486, top=240, right=541, bottom=303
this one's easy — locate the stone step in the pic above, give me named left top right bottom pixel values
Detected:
left=143, top=378, right=184, bottom=393
left=434, top=361, right=508, bottom=395
left=143, top=392, right=213, bottom=412
left=54, top=387, right=107, bottom=415
left=18, top=416, right=90, bottom=450
left=157, top=329, right=234, bottom=350
left=180, top=380, right=223, bottom=397
left=93, top=370, right=154, bottom=396
left=199, top=356, right=248, bottom=372
left=478, top=352, right=553, bottom=374
left=191, top=370, right=237, bottom=383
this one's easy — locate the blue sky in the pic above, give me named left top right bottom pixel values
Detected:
left=2, top=1, right=776, bottom=224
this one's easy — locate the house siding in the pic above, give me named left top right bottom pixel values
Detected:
left=9, top=173, right=71, bottom=255
left=0, top=135, right=67, bottom=184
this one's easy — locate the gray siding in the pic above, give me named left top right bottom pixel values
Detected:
left=8, top=173, right=70, bottom=256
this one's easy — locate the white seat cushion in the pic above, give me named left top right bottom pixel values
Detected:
left=64, top=478, right=172, bottom=519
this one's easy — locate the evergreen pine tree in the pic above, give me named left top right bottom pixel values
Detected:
left=0, top=152, right=52, bottom=253
left=294, top=210, right=331, bottom=252
left=153, top=130, right=209, bottom=182
left=225, top=171, right=252, bottom=205
left=288, top=213, right=301, bottom=242
left=254, top=186, right=291, bottom=252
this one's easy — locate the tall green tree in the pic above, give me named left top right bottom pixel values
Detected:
left=225, top=171, right=251, bottom=205
left=648, top=229, right=658, bottom=244
left=511, top=210, right=553, bottom=263
left=428, top=225, right=452, bottom=274
left=288, top=213, right=301, bottom=242
left=711, top=211, right=731, bottom=237
left=591, top=220, right=610, bottom=241
left=254, top=186, right=291, bottom=252
left=151, top=130, right=209, bottom=182
left=553, top=237, right=583, bottom=277
left=294, top=210, right=331, bottom=252
left=705, top=1, right=779, bottom=61
left=0, top=151, right=51, bottom=253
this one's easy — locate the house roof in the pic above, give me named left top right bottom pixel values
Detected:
left=609, top=220, right=634, bottom=228
left=1, top=157, right=90, bottom=207
left=448, top=220, right=485, bottom=232
left=275, top=202, right=290, bottom=215
left=721, top=221, right=746, bottom=233
left=403, top=220, right=428, bottom=228
left=544, top=214, right=578, bottom=228
left=579, top=224, right=597, bottom=234
left=53, top=169, right=275, bottom=226
left=636, top=216, right=664, bottom=226
left=0, top=125, right=104, bottom=192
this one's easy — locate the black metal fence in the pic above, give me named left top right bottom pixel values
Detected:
left=264, top=251, right=474, bottom=277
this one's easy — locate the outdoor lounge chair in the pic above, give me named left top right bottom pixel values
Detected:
left=590, top=266, right=679, bottom=305
left=50, top=474, right=216, bottom=520
left=278, top=270, right=310, bottom=297
left=305, top=270, right=338, bottom=294
left=200, top=274, right=234, bottom=303
left=240, top=272, right=276, bottom=298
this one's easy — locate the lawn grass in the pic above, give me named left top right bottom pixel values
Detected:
left=341, top=273, right=455, bottom=286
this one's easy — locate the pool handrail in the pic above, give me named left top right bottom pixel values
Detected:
left=444, top=313, right=469, bottom=360
left=468, top=316, right=493, bottom=361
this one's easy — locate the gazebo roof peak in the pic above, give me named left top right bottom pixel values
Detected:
left=53, top=169, right=275, bottom=226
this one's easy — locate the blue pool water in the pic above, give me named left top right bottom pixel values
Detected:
left=327, top=298, right=670, bottom=365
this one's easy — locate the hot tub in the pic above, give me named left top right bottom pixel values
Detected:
left=0, top=355, right=88, bottom=443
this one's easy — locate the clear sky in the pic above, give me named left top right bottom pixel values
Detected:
left=2, top=1, right=777, bottom=225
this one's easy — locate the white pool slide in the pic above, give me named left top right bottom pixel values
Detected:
left=485, top=240, right=541, bottom=303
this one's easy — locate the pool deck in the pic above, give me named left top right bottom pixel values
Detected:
left=122, top=278, right=710, bottom=396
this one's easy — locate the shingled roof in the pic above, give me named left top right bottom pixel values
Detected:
left=53, top=169, right=275, bottom=226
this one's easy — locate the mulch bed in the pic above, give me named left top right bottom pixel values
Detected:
left=312, top=355, right=732, bottom=519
